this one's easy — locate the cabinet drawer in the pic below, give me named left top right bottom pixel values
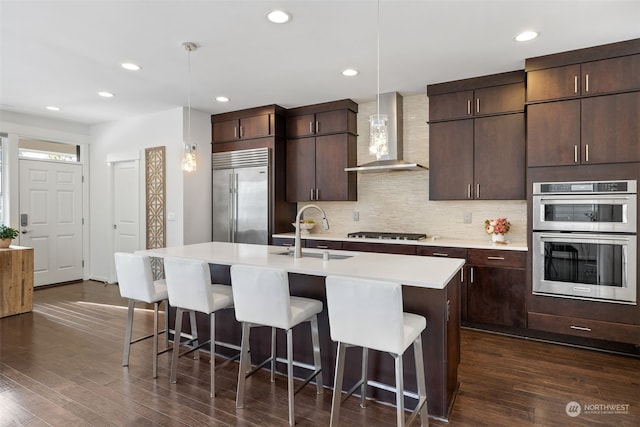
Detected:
left=272, top=237, right=295, bottom=248
left=342, top=241, right=417, bottom=255
left=417, top=246, right=467, bottom=259
left=528, top=312, right=640, bottom=344
left=305, top=239, right=343, bottom=250
left=467, top=249, right=526, bottom=268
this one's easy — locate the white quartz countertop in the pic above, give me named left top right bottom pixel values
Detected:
left=272, top=232, right=528, bottom=251
left=137, top=241, right=465, bottom=290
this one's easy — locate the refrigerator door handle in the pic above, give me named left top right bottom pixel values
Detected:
left=228, top=173, right=234, bottom=242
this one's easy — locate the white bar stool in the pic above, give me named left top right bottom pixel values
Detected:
left=230, top=264, right=323, bottom=427
left=325, top=276, right=429, bottom=427
left=163, top=256, right=238, bottom=398
left=114, top=252, right=170, bottom=379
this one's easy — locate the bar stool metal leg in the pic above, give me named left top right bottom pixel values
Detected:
left=286, top=328, right=295, bottom=426
left=330, top=342, right=347, bottom=427
left=413, top=336, right=429, bottom=426
left=189, top=311, right=199, bottom=360
left=310, top=315, right=323, bottom=394
left=170, top=307, right=184, bottom=384
left=270, top=327, right=276, bottom=382
left=122, top=299, right=136, bottom=367
left=152, top=301, right=159, bottom=379
left=395, top=354, right=405, bottom=427
left=236, top=322, right=251, bottom=408
left=360, top=347, right=368, bottom=408
left=210, top=313, right=216, bottom=397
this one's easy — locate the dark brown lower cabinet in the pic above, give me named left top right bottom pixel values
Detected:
left=467, top=249, right=526, bottom=328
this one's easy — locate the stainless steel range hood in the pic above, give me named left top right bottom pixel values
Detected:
left=345, top=92, right=427, bottom=172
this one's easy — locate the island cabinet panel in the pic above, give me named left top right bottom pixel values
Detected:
left=466, top=249, right=526, bottom=328
left=1, top=247, right=34, bottom=318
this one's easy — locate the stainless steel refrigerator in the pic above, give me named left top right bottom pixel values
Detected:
left=212, top=148, right=269, bottom=244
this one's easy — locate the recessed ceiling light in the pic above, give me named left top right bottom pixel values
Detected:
left=216, top=96, right=230, bottom=102
left=121, top=62, right=141, bottom=71
left=342, top=68, right=359, bottom=77
left=515, top=31, right=539, bottom=42
left=267, top=10, right=291, bottom=24
left=98, top=91, right=115, bottom=98
left=46, top=106, right=61, bottom=111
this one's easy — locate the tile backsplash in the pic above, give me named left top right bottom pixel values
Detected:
left=297, top=93, right=527, bottom=243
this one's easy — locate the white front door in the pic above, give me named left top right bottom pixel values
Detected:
left=19, top=159, right=83, bottom=287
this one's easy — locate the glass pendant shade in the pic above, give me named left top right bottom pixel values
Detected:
left=181, top=144, right=197, bottom=172
left=369, top=113, right=389, bottom=160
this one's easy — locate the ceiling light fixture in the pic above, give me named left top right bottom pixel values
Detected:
left=216, top=96, right=229, bottom=103
left=121, top=62, right=141, bottom=71
left=515, top=31, right=539, bottom=42
left=369, top=0, right=389, bottom=160
left=267, top=9, right=291, bottom=24
left=46, top=106, right=61, bottom=111
left=98, top=91, right=114, bottom=98
left=342, top=68, right=359, bottom=77
left=181, top=42, right=197, bottom=173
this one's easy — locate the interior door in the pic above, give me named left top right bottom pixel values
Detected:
left=19, top=159, right=83, bottom=286
left=113, top=161, right=139, bottom=253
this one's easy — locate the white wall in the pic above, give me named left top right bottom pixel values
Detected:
left=89, top=107, right=211, bottom=282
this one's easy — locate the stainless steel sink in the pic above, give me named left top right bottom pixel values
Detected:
left=276, top=251, right=353, bottom=260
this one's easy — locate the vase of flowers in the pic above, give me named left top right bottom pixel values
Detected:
left=484, top=218, right=510, bottom=243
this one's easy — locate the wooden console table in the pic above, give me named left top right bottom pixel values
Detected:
left=1, top=246, right=34, bottom=317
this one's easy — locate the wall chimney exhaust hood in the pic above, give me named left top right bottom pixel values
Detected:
left=345, top=92, right=427, bottom=172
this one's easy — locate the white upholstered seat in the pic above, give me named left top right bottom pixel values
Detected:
left=230, top=264, right=323, bottom=427
left=114, top=252, right=169, bottom=379
left=163, top=256, right=237, bottom=398
left=325, top=275, right=429, bottom=427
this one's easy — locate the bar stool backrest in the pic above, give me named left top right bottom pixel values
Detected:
left=164, top=257, right=215, bottom=314
left=230, top=264, right=292, bottom=330
left=114, top=252, right=158, bottom=303
left=325, top=276, right=405, bottom=354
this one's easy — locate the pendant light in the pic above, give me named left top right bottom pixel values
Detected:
left=369, top=0, right=389, bottom=160
left=181, top=42, right=197, bottom=172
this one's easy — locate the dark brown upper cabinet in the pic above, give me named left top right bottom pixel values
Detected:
left=211, top=105, right=286, bottom=144
left=428, top=71, right=526, bottom=200
left=286, top=99, right=358, bottom=202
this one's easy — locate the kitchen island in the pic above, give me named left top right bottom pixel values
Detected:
left=138, top=241, right=465, bottom=420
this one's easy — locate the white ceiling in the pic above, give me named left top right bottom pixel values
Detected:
left=1, top=0, right=639, bottom=125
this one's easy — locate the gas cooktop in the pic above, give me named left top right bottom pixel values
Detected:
left=347, top=231, right=427, bottom=241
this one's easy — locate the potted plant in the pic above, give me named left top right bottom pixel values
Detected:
left=0, top=225, right=19, bottom=248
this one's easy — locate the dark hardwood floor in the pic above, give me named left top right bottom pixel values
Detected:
left=1, top=281, right=638, bottom=426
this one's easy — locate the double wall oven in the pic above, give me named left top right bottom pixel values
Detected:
left=532, top=180, right=637, bottom=305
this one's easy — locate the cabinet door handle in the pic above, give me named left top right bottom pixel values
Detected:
left=574, top=75, right=578, bottom=94
left=570, top=325, right=592, bottom=332
left=315, top=188, right=319, bottom=200
left=309, top=122, right=314, bottom=134
left=310, top=188, right=314, bottom=200
left=585, top=144, right=589, bottom=162
left=476, top=98, right=480, bottom=114
left=574, top=145, right=578, bottom=163
left=234, top=126, right=238, bottom=139
left=467, top=100, right=471, bottom=115
left=432, top=253, right=450, bottom=257
left=467, top=184, right=472, bottom=199
left=470, top=267, right=474, bottom=284
left=316, top=245, right=329, bottom=249
left=315, top=121, right=320, bottom=133
left=460, top=268, right=464, bottom=283
left=476, top=184, right=480, bottom=199
left=239, top=126, right=244, bottom=138
left=585, top=74, right=590, bottom=92
left=487, top=256, right=505, bottom=260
